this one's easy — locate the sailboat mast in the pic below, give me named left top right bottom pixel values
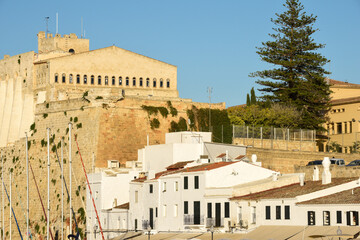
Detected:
left=47, top=128, right=50, bottom=240
left=69, top=123, right=72, bottom=235
left=26, top=133, right=29, bottom=240
left=61, top=137, right=64, bottom=240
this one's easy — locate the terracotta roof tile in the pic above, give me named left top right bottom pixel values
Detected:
left=131, top=176, right=147, bottom=182
left=235, top=155, right=245, bottom=160
left=166, top=161, right=193, bottom=170
left=217, top=153, right=226, bottom=158
left=297, top=187, right=360, bottom=205
left=230, top=177, right=357, bottom=201
left=114, top=202, right=130, bottom=209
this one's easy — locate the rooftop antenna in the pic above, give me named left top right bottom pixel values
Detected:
left=45, top=17, right=50, bottom=38
left=56, top=13, right=58, bottom=34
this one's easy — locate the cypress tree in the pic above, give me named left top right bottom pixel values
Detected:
left=246, top=93, right=251, bottom=106
left=250, top=87, right=256, bottom=105
left=250, top=0, right=331, bottom=130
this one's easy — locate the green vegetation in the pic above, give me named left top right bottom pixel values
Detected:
left=150, top=118, right=160, bottom=129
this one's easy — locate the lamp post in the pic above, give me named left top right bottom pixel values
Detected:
left=210, top=225, right=214, bottom=240
left=147, top=225, right=151, bottom=240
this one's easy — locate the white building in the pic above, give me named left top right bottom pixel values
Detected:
left=129, top=160, right=276, bottom=232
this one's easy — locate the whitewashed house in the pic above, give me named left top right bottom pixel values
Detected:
left=129, top=160, right=276, bottom=232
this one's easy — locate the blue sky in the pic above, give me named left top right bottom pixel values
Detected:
left=1, top=0, right=359, bottom=107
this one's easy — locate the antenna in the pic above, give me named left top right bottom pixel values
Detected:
left=56, top=13, right=58, bottom=34
left=207, top=87, right=213, bottom=132
left=45, top=17, right=50, bottom=38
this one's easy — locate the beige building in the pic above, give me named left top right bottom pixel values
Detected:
left=0, top=31, right=179, bottom=147
left=322, top=79, right=360, bottom=153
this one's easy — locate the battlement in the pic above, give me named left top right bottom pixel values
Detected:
left=37, top=31, right=89, bottom=54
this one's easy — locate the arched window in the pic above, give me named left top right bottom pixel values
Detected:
left=91, top=75, right=94, bottom=85
left=69, top=49, right=75, bottom=54
left=160, top=78, right=164, bottom=88
left=62, top=74, right=66, bottom=83
left=54, top=73, right=58, bottom=83
left=119, top=76, right=122, bottom=86
left=112, top=76, right=115, bottom=86
left=146, top=78, right=150, bottom=87
left=84, top=75, right=87, bottom=84
left=69, top=74, right=73, bottom=83
left=153, top=78, right=157, bottom=88
left=98, top=75, right=102, bottom=85
left=139, top=78, right=143, bottom=87
left=76, top=74, right=80, bottom=84
left=105, top=76, right=109, bottom=85
left=166, top=79, right=170, bottom=88
left=126, top=77, right=129, bottom=86
left=132, top=77, right=136, bottom=87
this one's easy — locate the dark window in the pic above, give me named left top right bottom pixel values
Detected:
left=184, top=176, right=188, bottom=189
left=62, top=74, right=66, bottom=83
left=98, top=75, right=101, bottom=85
left=265, top=206, right=271, bottom=220
left=126, top=77, right=129, bottom=86
left=276, top=206, right=281, bottom=220
left=133, top=77, right=136, bottom=86
left=69, top=74, right=73, bottom=83
left=194, top=201, right=200, bottom=225
left=69, top=48, right=75, bottom=53
left=112, top=76, right=115, bottom=85
left=91, top=75, right=94, bottom=85
left=337, top=211, right=342, bottom=224
left=156, top=207, right=158, bottom=217
left=323, top=211, right=330, bottom=226
left=337, top=122, right=342, bottom=134
left=105, top=76, right=108, bottom=85
left=146, top=78, right=150, bottom=87
left=224, top=202, right=230, bottom=218
left=184, top=201, right=188, bottom=214
left=308, top=211, right=315, bottom=225
left=76, top=74, right=80, bottom=84
left=55, top=74, right=58, bottom=83
left=153, top=78, right=157, bottom=88
left=346, top=211, right=359, bottom=226
left=119, top=76, right=122, bottom=86
left=139, top=78, right=143, bottom=87
left=84, top=75, right=87, bottom=84
left=194, top=176, right=199, bottom=189
left=160, top=79, right=163, bottom=88
left=149, top=184, right=153, bottom=193
left=285, top=206, right=290, bottom=220
left=167, top=79, right=170, bottom=88
left=207, top=203, right=212, bottom=218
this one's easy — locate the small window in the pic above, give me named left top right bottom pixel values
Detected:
left=337, top=211, right=342, bottom=224
left=91, top=75, right=94, bottom=85
left=98, top=75, right=102, bottom=85
left=146, top=78, right=150, bottom=87
left=54, top=73, right=58, bottom=83
left=194, top=176, right=199, bottom=189
left=251, top=206, right=256, bottom=224
left=346, top=211, right=359, bottom=226
left=156, top=207, right=158, bottom=217
left=184, top=201, right=188, bottom=214
left=225, top=202, right=230, bottom=218
left=323, top=211, right=330, bottom=226
left=132, top=77, right=136, bottom=86
left=153, top=78, right=157, bottom=88
left=62, top=74, right=66, bottom=83
left=285, top=205, right=290, bottom=220
left=135, top=191, right=138, bottom=203
left=265, top=206, right=271, bottom=220
left=174, top=181, right=178, bottom=191
left=111, top=76, right=115, bottom=86
left=105, top=76, right=109, bottom=85
left=139, top=77, right=143, bottom=87
left=84, top=75, right=87, bottom=84
left=160, top=79, right=163, bottom=88
left=119, top=76, right=122, bottom=86
left=276, top=206, right=281, bottom=220
left=308, top=211, right=315, bottom=225
left=166, top=79, right=170, bottom=88
left=207, top=203, right=212, bottom=218
left=76, top=74, right=80, bottom=84
left=163, top=205, right=167, bottom=217
left=163, top=182, right=166, bottom=192
left=69, top=74, right=73, bottom=83
left=126, top=77, right=129, bottom=86
left=149, top=184, right=153, bottom=194
left=184, top=176, right=188, bottom=189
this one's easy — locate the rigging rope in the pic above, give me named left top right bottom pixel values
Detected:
left=74, top=134, right=105, bottom=240
left=2, top=181, right=23, bottom=240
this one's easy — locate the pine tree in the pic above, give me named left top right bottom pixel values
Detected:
left=250, top=87, right=256, bottom=105
left=250, top=0, right=331, bottom=130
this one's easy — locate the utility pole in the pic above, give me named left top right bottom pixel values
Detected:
left=207, top=87, right=212, bottom=132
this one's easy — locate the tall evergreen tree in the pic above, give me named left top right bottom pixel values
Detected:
left=250, top=87, right=256, bottom=105
left=246, top=93, right=251, bottom=106
left=250, top=0, right=331, bottom=130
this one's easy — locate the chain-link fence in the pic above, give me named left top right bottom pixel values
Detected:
left=233, top=125, right=316, bottom=151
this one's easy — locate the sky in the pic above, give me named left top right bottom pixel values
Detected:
left=0, top=0, right=359, bottom=107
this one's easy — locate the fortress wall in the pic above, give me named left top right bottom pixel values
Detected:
left=8, top=76, right=23, bottom=143
left=0, top=78, right=14, bottom=146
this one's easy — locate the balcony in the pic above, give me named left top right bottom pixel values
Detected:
left=141, top=220, right=156, bottom=230
left=183, top=214, right=204, bottom=225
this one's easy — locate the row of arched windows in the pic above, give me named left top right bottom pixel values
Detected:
left=54, top=73, right=171, bottom=88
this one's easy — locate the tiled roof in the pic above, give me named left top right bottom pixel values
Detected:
left=235, top=155, right=245, bottom=160
left=166, top=161, right=193, bottom=170
left=154, top=161, right=237, bottom=179
left=131, top=176, right=147, bottom=183
left=331, top=96, right=360, bottom=106
left=297, top=187, right=360, bottom=205
left=217, top=153, right=226, bottom=158
left=114, top=202, right=130, bottom=209
left=230, top=177, right=357, bottom=201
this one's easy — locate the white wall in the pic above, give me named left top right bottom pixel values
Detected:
left=204, top=142, right=246, bottom=162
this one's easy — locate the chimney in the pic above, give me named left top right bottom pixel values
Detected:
left=313, top=166, right=319, bottom=181
left=322, top=157, right=332, bottom=184
left=251, top=154, right=257, bottom=163
left=226, top=151, right=229, bottom=162
left=299, top=173, right=305, bottom=186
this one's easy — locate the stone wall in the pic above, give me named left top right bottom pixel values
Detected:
left=234, top=138, right=316, bottom=152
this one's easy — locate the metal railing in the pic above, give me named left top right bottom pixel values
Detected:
left=183, top=214, right=205, bottom=225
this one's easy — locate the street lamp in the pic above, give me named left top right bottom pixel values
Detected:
left=210, top=225, right=214, bottom=240
left=147, top=225, right=151, bottom=240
